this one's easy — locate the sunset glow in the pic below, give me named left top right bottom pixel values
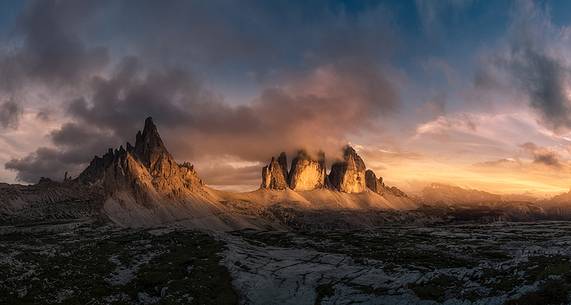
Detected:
left=1, top=0, right=571, bottom=198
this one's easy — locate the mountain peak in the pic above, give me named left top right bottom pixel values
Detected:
left=288, top=150, right=327, bottom=191
left=329, top=145, right=367, bottom=193
left=134, top=117, right=170, bottom=168
left=261, top=152, right=289, bottom=190
left=143, top=116, right=157, bottom=133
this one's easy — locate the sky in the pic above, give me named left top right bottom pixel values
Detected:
left=3, top=0, right=571, bottom=196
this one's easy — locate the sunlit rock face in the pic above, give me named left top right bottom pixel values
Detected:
left=261, top=152, right=289, bottom=190
left=288, top=150, right=327, bottom=191
left=329, top=146, right=366, bottom=193
left=77, top=117, right=204, bottom=202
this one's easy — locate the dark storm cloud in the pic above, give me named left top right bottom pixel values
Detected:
left=502, top=41, right=571, bottom=132
left=520, top=142, right=562, bottom=168
left=0, top=100, right=23, bottom=128
left=5, top=147, right=71, bottom=182
left=0, top=0, right=109, bottom=91
left=68, top=57, right=398, bottom=161
left=4, top=0, right=401, bottom=183
left=7, top=57, right=399, bottom=183
left=5, top=145, right=106, bottom=183
left=477, top=1, right=571, bottom=133
left=6, top=123, right=120, bottom=183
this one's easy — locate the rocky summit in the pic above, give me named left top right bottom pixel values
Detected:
left=365, top=169, right=383, bottom=193
left=78, top=117, right=204, bottom=202
left=261, top=152, right=289, bottom=190
left=8, top=118, right=571, bottom=304
left=1, top=117, right=420, bottom=230
left=329, top=146, right=367, bottom=193
left=260, top=146, right=405, bottom=196
left=288, top=150, right=328, bottom=191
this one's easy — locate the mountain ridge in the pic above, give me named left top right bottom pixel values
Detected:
left=0, top=117, right=417, bottom=229
left=6, top=117, right=571, bottom=229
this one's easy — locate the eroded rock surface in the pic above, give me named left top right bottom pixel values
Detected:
left=80, top=117, right=204, bottom=203
left=288, top=150, right=327, bottom=191
left=329, top=146, right=366, bottom=193
left=365, top=169, right=408, bottom=198
left=261, top=152, right=289, bottom=190
left=365, top=169, right=382, bottom=193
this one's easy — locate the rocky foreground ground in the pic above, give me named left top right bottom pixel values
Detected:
left=2, top=220, right=571, bottom=305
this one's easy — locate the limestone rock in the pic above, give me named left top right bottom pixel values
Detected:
left=365, top=169, right=407, bottom=198
left=365, top=169, right=383, bottom=193
left=288, top=150, right=327, bottom=191
left=385, top=185, right=407, bottom=197
left=261, top=152, right=289, bottom=190
left=329, top=146, right=366, bottom=193
left=133, top=117, right=171, bottom=169
left=77, top=117, right=204, bottom=202
left=76, top=148, right=116, bottom=184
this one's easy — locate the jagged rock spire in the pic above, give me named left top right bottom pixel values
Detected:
left=329, top=145, right=367, bottom=193
left=261, top=152, right=289, bottom=190
left=277, top=152, right=288, bottom=178
left=77, top=117, right=203, bottom=195
left=365, top=169, right=383, bottom=193
left=133, top=117, right=171, bottom=168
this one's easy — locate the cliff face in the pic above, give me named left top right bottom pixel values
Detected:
left=259, top=146, right=409, bottom=199
left=261, top=153, right=289, bottom=190
left=288, top=150, right=327, bottom=191
left=329, top=146, right=367, bottom=193
left=365, top=169, right=382, bottom=193
left=365, top=169, right=407, bottom=198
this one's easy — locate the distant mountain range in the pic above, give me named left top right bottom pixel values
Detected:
left=3, top=117, right=571, bottom=230
left=0, top=117, right=416, bottom=229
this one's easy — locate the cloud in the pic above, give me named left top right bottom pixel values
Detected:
left=5, top=56, right=399, bottom=183
left=519, top=142, right=563, bottom=168
left=6, top=147, right=80, bottom=182
left=477, top=0, right=571, bottom=133
left=0, top=0, right=109, bottom=92
left=0, top=100, right=23, bottom=129
left=0, top=0, right=406, bottom=185
left=5, top=121, right=120, bottom=183
left=197, top=163, right=261, bottom=191
left=0, top=0, right=407, bottom=188
left=109, top=1, right=397, bottom=76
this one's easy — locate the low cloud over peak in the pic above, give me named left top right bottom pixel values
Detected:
left=5, top=58, right=400, bottom=183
